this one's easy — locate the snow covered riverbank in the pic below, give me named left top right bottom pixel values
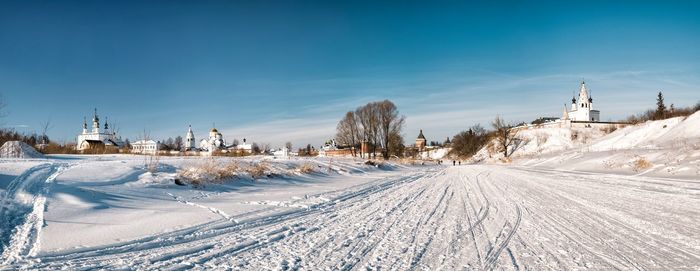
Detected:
left=1, top=154, right=698, bottom=270
left=0, top=155, right=409, bottom=265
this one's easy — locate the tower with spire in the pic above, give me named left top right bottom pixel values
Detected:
left=566, top=81, right=600, bottom=122
left=185, top=125, right=196, bottom=151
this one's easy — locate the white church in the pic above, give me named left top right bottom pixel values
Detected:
left=183, top=125, right=254, bottom=154
left=199, top=127, right=227, bottom=152
left=76, top=109, right=124, bottom=151
left=562, top=81, right=600, bottom=122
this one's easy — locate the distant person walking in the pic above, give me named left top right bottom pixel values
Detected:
left=453, top=160, right=456, bottom=166
left=458, top=161, right=461, bottom=166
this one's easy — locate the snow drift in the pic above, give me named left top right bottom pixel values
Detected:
left=475, top=111, right=700, bottom=177
left=0, top=141, right=44, bottom=159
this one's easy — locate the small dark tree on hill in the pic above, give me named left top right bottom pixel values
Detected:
left=655, top=91, right=666, bottom=120
left=251, top=143, right=261, bottom=154
left=492, top=115, right=517, bottom=158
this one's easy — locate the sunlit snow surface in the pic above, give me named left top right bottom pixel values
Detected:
left=1, top=112, right=700, bottom=270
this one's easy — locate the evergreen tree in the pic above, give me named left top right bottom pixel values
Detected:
left=655, top=91, right=666, bottom=120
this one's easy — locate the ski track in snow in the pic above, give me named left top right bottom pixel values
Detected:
left=0, top=162, right=71, bottom=265
left=166, top=192, right=240, bottom=224
left=2, top=164, right=700, bottom=270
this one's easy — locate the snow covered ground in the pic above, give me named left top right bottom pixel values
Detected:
left=1, top=152, right=698, bottom=270
left=474, top=112, right=700, bottom=179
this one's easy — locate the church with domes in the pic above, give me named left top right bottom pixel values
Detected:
left=199, top=126, right=226, bottom=152
left=76, top=109, right=124, bottom=151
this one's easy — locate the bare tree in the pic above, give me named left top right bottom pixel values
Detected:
left=174, top=136, right=183, bottom=151
left=492, top=115, right=517, bottom=158
left=335, top=111, right=360, bottom=156
left=337, top=100, right=405, bottom=159
left=39, top=117, right=53, bottom=145
left=261, top=143, right=271, bottom=154
left=355, top=103, right=380, bottom=159
left=285, top=141, right=293, bottom=151
left=387, top=130, right=405, bottom=157
left=376, top=100, right=405, bottom=159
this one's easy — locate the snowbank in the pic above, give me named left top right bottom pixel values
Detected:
left=471, top=126, right=607, bottom=162
left=0, top=141, right=44, bottom=158
left=503, top=111, right=700, bottom=178
left=419, top=147, right=451, bottom=160
left=591, top=112, right=700, bottom=151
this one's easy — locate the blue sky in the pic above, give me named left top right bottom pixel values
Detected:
left=1, top=1, right=699, bottom=147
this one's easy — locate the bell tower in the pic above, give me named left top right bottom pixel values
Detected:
left=92, top=108, right=100, bottom=133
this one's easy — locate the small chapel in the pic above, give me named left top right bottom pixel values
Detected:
left=563, top=81, right=601, bottom=122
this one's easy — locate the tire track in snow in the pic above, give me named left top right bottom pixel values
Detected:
left=32, top=169, right=436, bottom=270
left=483, top=204, right=522, bottom=270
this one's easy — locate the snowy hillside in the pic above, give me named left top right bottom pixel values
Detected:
left=471, top=125, right=607, bottom=162
left=480, top=111, right=700, bottom=178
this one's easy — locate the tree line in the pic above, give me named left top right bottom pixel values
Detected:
left=625, top=91, right=700, bottom=124
left=335, top=100, right=405, bottom=159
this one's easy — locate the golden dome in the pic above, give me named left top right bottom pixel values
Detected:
left=211, top=128, right=218, bottom=133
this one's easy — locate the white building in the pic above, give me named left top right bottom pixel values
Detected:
left=273, top=147, right=289, bottom=158
left=229, top=138, right=253, bottom=153
left=76, top=109, right=124, bottom=151
left=566, top=81, right=600, bottom=122
left=131, top=140, right=159, bottom=154
left=185, top=125, right=196, bottom=151
left=199, top=127, right=226, bottom=152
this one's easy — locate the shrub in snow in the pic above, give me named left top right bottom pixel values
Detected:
left=144, top=155, right=160, bottom=173
left=246, top=162, right=269, bottom=179
left=296, top=162, right=316, bottom=174
left=177, top=160, right=239, bottom=187
left=632, top=156, right=652, bottom=172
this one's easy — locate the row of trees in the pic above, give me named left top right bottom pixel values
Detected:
left=449, top=116, right=517, bottom=159
left=335, top=100, right=406, bottom=159
left=626, top=91, right=700, bottom=124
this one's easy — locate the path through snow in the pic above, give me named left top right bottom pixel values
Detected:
left=3, top=165, right=699, bottom=270
left=0, top=162, right=70, bottom=264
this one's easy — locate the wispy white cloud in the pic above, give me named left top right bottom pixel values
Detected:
left=218, top=117, right=338, bottom=148
left=185, top=68, right=699, bottom=147
left=2, top=124, right=30, bottom=129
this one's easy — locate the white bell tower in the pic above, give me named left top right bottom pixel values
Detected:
left=185, top=125, right=196, bottom=150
